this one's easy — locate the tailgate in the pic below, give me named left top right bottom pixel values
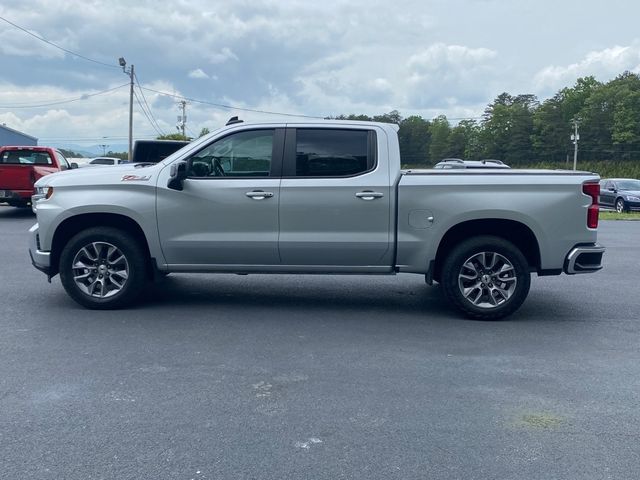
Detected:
left=0, top=164, right=34, bottom=191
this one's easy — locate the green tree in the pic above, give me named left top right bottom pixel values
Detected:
left=532, top=93, right=566, bottom=162
left=330, top=114, right=372, bottom=121
left=157, top=133, right=191, bottom=141
left=398, top=115, right=431, bottom=166
left=373, top=110, right=402, bottom=125
left=429, top=115, right=451, bottom=162
left=532, top=76, right=602, bottom=162
left=198, top=127, right=211, bottom=137
left=480, top=93, right=538, bottom=164
left=460, top=120, right=483, bottom=159
left=105, top=151, right=128, bottom=160
left=607, top=72, right=640, bottom=159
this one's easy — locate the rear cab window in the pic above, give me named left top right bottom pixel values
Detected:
left=1, top=149, right=53, bottom=165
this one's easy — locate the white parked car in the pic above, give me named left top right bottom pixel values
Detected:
left=87, top=157, right=129, bottom=166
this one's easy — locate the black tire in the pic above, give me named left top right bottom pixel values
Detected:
left=615, top=198, right=627, bottom=213
left=59, top=227, right=148, bottom=309
left=441, top=235, right=531, bottom=320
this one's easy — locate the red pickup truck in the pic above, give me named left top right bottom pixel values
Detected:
left=0, top=146, right=76, bottom=208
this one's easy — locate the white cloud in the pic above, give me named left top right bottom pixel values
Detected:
left=534, top=42, right=640, bottom=91
left=0, top=27, right=65, bottom=59
left=295, top=43, right=499, bottom=114
left=1, top=0, right=640, bottom=144
left=188, top=68, right=209, bottom=79
left=207, top=47, right=239, bottom=65
left=407, top=43, right=497, bottom=72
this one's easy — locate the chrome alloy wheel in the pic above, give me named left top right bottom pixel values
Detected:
left=71, top=242, right=130, bottom=298
left=457, top=251, right=517, bottom=309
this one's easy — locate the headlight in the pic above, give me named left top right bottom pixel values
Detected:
left=626, top=195, right=640, bottom=201
left=35, top=186, right=54, bottom=199
left=32, top=187, right=54, bottom=213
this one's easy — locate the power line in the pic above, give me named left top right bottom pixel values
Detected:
left=186, top=124, right=198, bottom=138
left=38, top=134, right=157, bottom=141
left=133, top=90, right=164, bottom=137
left=133, top=73, right=165, bottom=135
left=138, top=85, right=324, bottom=119
left=0, top=15, right=119, bottom=69
left=0, top=83, right=129, bottom=108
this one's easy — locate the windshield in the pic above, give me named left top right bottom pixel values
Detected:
left=617, top=180, right=640, bottom=190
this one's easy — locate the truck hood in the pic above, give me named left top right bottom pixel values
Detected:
left=34, top=163, right=160, bottom=188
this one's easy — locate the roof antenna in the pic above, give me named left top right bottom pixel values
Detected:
left=226, top=116, right=243, bottom=126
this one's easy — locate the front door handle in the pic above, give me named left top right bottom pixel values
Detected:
left=246, top=190, right=274, bottom=200
left=355, top=191, right=384, bottom=201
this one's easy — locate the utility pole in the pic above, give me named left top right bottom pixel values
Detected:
left=177, top=100, right=187, bottom=138
left=99, top=144, right=108, bottom=156
left=119, top=57, right=135, bottom=161
left=571, top=118, right=580, bottom=171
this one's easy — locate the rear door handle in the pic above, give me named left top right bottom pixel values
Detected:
left=355, top=191, right=384, bottom=200
left=246, top=190, right=274, bottom=200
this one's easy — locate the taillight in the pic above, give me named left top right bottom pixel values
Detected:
left=583, top=181, right=599, bottom=229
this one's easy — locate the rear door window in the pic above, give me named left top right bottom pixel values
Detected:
left=287, top=129, right=375, bottom=177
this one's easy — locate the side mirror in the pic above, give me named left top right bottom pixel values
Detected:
left=70, top=162, right=78, bottom=169
left=168, top=161, right=188, bottom=191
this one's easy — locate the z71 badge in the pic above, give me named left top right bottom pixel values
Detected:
left=121, top=174, right=151, bottom=181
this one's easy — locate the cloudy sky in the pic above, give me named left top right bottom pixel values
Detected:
left=1, top=0, right=640, bottom=149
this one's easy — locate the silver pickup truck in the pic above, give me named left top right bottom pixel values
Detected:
left=29, top=120, right=604, bottom=319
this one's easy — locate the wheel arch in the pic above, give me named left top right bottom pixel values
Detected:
left=50, top=213, right=152, bottom=277
left=432, top=218, right=541, bottom=283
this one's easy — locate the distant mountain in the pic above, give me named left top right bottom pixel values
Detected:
left=51, top=143, right=129, bottom=157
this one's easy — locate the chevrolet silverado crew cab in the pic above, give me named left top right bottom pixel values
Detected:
left=29, top=120, right=605, bottom=319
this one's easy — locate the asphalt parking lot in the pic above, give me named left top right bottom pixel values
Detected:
left=1, top=205, right=639, bottom=480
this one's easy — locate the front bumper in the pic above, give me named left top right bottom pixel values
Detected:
left=31, top=193, right=46, bottom=213
left=28, top=223, right=51, bottom=276
left=564, top=243, right=605, bottom=274
left=625, top=200, right=640, bottom=211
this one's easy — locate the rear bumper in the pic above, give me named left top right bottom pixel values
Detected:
left=0, top=189, right=31, bottom=204
left=564, top=243, right=605, bottom=274
left=28, top=223, right=51, bottom=276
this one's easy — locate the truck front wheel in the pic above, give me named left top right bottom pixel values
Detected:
left=441, top=235, right=531, bottom=320
left=59, top=227, right=148, bottom=309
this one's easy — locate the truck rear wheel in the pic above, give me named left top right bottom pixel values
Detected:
left=59, top=227, right=148, bottom=309
left=441, top=235, right=530, bottom=320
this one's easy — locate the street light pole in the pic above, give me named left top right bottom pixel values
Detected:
left=119, top=57, right=135, bottom=161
